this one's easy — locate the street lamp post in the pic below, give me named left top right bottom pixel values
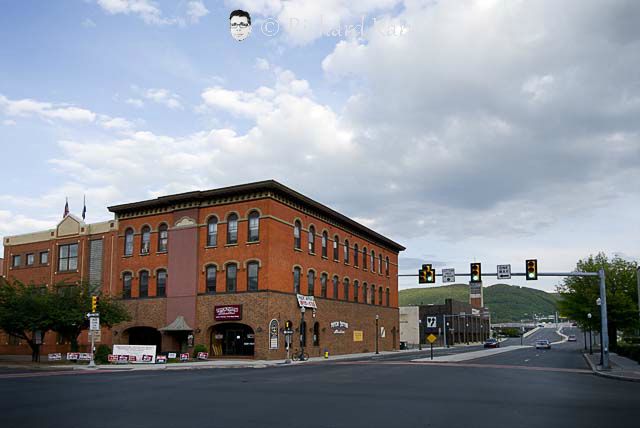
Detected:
left=446, top=321, right=450, bottom=348
left=375, top=314, right=379, bottom=355
left=596, top=297, right=604, bottom=366
left=587, top=313, right=593, bottom=355
left=466, top=323, right=469, bottom=345
left=418, top=319, right=422, bottom=350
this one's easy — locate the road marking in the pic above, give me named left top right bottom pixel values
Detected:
left=336, top=360, right=591, bottom=374
left=412, top=346, right=530, bottom=362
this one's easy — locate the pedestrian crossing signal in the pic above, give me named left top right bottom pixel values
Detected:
left=526, top=259, right=538, bottom=280
left=470, top=263, right=481, bottom=283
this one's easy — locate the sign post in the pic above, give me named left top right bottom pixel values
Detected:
left=88, top=313, right=99, bottom=368
left=427, top=334, right=437, bottom=360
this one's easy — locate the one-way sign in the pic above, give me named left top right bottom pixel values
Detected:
left=497, top=264, right=511, bottom=280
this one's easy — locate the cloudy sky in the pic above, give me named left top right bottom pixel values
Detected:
left=1, top=0, right=639, bottom=292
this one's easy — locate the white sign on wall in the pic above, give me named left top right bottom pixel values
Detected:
left=112, top=344, right=157, bottom=364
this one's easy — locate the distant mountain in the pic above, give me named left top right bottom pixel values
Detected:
left=399, top=283, right=560, bottom=323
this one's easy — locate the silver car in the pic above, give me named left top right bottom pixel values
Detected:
left=535, top=339, right=551, bottom=349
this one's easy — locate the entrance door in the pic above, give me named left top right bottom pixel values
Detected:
left=211, top=323, right=255, bottom=357
left=224, top=329, right=242, bottom=355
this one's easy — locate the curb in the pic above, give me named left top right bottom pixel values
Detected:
left=582, top=353, right=640, bottom=383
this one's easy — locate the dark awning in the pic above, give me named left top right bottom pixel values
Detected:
left=159, top=316, right=193, bottom=332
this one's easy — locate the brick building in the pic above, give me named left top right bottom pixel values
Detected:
left=1, top=181, right=405, bottom=359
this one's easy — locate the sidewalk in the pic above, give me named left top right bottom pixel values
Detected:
left=583, top=352, right=640, bottom=382
left=0, top=343, right=487, bottom=372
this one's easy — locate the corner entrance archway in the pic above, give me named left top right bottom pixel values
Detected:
left=124, top=327, right=162, bottom=349
left=210, top=323, right=255, bottom=357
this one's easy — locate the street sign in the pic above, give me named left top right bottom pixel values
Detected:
left=497, top=264, right=511, bottom=280
left=442, top=268, right=455, bottom=283
left=426, top=317, right=437, bottom=328
left=89, top=330, right=101, bottom=342
left=89, top=317, right=100, bottom=331
left=427, top=334, right=437, bottom=344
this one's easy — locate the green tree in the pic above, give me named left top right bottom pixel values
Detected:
left=557, top=253, right=639, bottom=349
left=0, top=279, right=55, bottom=361
left=50, top=281, right=130, bottom=351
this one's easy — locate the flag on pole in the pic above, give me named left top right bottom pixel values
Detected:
left=63, top=197, right=69, bottom=218
left=82, top=195, right=86, bottom=221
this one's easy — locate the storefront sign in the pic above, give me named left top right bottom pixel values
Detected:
left=331, top=321, right=349, bottom=334
left=215, top=305, right=243, bottom=321
left=269, top=319, right=279, bottom=350
left=296, top=294, right=317, bottom=309
left=47, top=353, right=62, bottom=361
left=353, top=331, right=363, bottom=342
left=113, top=344, right=157, bottom=364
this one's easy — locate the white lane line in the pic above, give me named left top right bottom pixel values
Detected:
left=412, top=345, right=531, bottom=362
left=551, top=327, right=569, bottom=345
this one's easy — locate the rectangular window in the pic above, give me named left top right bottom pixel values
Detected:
left=248, top=215, right=259, bottom=242
left=333, top=240, right=338, bottom=261
left=226, top=265, right=237, bottom=292
left=26, top=253, right=35, bottom=266
left=321, top=274, right=327, bottom=298
left=139, top=272, right=149, bottom=298
left=40, top=251, right=49, bottom=264
left=58, top=244, right=78, bottom=272
left=156, top=271, right=167, bottom=297
left=123, top=274, right=132, bottom=299
left=12, top=255, right=21, bottom=267
left=206, top=267, right=217, bottom=294
left=247, top=263, right=259, bottom=291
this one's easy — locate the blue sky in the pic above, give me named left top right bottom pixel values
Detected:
left=1, top=0, right=639, bottom=293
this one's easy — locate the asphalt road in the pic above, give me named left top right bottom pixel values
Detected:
left=1, top=326, right=639, bottom=428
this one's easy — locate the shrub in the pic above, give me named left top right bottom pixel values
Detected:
left=193, top=344, right=207, bottom=358
left=616, top=343, right=640, bottom=364
left=95, top=344, right=111, bottom=364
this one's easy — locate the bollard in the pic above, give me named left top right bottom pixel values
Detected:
left=324, top=348, right=329, bottom=359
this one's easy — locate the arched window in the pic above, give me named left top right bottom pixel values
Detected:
left=308, top=226, right=315, bottom=253
left=158, top=223, right=168, bottom=252
left=343, top=278, right=350, bottom=300
left=247, top=262, right=259, bottom=291
left=321, top=232, right=328, bottom=258
left=332, top=276, right=339, bottom=299
left=124, top=228, right=134, bottom=256
left=354, top=280, right=359, bottom=303
left=227, top=214, right=238, bottom=245
left=362, top=247, right=367, bottom=269
left=371, top=250, right=375, bottom=272
left=123, top=272, right=132, bottom=299
left=379, top=286, right=383, bottom=305
left=307, top=270, right=315, bottom=296
left=353, top=244, right=359, bottom=267
left=226, top=263, right=237, bottom=292
left=156, top=269, right=167, bottom=297
left=320, top=273, right=328, bottom=298
left=363, top=282, right=368, bottom=303
left=248, top=211, right=259, bottom=242
left=379, top=254, right=383, bottom=274
left=385, top=287, right=390, bottom=306
left=206, top=265, right=217, bottom=294
left=139, top=271, right=149, bottom=297
left=313, top=322, right=320, bottom=346
left=293, top=267, right=301, bottom=294
left=333, top=236, right=339, bottom=261
left=294, top=221, right=302, bottom=249
left=141, top=226, right=150, bottom=254
left=207, top=216, right=218, bottom=247
left=344, top=239, right=349, bottom=264
left=370, top=284, right=375, bottom=305
left=385, top=256, right=389, bottom=276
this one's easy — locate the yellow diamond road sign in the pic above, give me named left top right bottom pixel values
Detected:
left=427, top=334, right=437, bottom=344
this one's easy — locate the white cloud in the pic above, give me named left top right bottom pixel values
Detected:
left=0, top=94, right=96, bottom=122
left=255, top=58, right=270, bottom=71
left=82, top=18, right=97, bottom=28
left=98, top=115, right=135, bottom=130
left=143, top=88, right=183, bottom=110
left=125, top=98, right=144, bottom=108
left=2, top=119, right=16, bottom=126
left=186, top=1, right=209, bottom=24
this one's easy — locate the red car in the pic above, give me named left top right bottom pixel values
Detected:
left=484, top=338, right=500, bottom=348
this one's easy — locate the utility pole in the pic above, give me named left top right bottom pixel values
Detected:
left=637, top=266, right=640, bottom=336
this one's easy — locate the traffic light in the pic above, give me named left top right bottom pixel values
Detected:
left=91, top=296, right=99, bottom=313
left=419, top=264, right=435, bottom=284
left=285, top=320, right=292, bottom=329
left=470, top=263, right=481, bottom=283
left=526, top=259, right=538, bottom=280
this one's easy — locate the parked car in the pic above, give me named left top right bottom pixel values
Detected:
left=535, top=339, right=551, bottom=349
left=568, top=335, right=577, bottom=342
left=484, top=338, right=500, bottom=348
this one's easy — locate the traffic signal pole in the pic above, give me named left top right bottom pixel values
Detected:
left=400, top=267, right=610, bottom=369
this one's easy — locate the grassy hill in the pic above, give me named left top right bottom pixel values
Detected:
left=399, top=283, right=560, bottom=323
